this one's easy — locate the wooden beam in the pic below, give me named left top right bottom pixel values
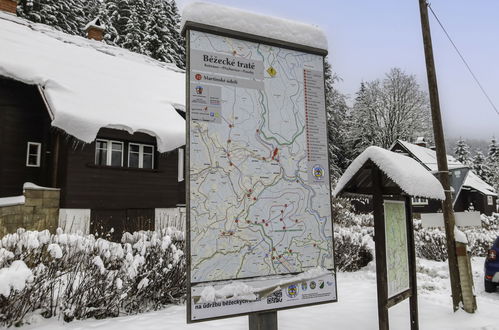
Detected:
left=373, top=167, right=389, bottom=330
left=406, top=196, right=419, bottom=330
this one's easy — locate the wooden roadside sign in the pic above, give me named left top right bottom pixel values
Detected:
left=334, top=146, right=447, bottom=330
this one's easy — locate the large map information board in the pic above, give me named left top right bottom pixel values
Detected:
left=188, top=29, right=335, bottom=321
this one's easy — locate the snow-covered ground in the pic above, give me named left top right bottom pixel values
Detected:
left=14, top=257, right=499, bottom=330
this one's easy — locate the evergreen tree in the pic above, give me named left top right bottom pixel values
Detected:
left=18, top=0, right=87, bottom=36
left=454, top=138, right=471, bottom=165
left=471, top=150, right=488, bottom=181
left=485, top=137, right=499, bottom=191
left=18, top=0, right=186, bottom=68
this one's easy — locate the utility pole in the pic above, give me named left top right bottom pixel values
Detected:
left=417, top=0, right=462, bottom=311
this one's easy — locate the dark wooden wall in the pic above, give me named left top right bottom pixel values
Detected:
left=0, top=78, right=52, bottom=197
left=455, top=190, right=497, bottom=216
left=58, top=128, right=185, bottom=210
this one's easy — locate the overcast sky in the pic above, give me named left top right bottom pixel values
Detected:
left=177, top=0, right=499, bottom=141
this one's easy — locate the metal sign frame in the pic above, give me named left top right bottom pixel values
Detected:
left=183, top=20, right=336, bottom=324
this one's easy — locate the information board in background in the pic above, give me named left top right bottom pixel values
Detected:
left=186, top=27, right=336, bottom=322
left=384, top=200, right=410, bottom=298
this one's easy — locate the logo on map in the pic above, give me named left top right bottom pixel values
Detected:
left=195, top=73, right=202, bottom=80
left=195, top=86, right=204, bottom=95
left=312, top=165, right=324, bottom=180
left=286, top=284, right=298, bottom=298
left=310, top=281, right=316, bottom=290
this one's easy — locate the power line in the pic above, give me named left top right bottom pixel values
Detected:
left=427, top=2, right=499, bottom=116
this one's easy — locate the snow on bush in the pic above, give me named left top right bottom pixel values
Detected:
left=0, top=228, right=185, bottom=326
left=333, top=199, right=499, bottom=268
left=332, top=199, right=374, bottom=271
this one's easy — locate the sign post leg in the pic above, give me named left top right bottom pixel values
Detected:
left=249, top=311, right=278, bottom=330
left=405, top=197, right=419, bottom=330
left=372, top=167, right=389, bottom=330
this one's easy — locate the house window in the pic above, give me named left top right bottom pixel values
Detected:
left=26, top=142, right=41, bottom=167
left=454, top=170, right=461, bottom=178
left=412, top=197, right=428, bottom=206
left=128, top=143, right=154, bottom=169
left=95, top=139, right=123, bottom=166
left=488, top=196, right=494, bottom=206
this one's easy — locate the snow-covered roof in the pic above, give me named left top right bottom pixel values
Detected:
left=181, top=2, right=328, bottom=52
left=393, top=140, right=463, bottom=171
left=0, top=12, right=185, bottom=152
left=84, top=17, right=106, bottom=31
left=463, top=171, right=497, bottom=197
left=334, top=146, right=445, bottom=200
left=393, top=140, right=497, bottom=197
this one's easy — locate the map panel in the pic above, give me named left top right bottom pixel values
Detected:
left=384, top=200, right=410, bottom=298
left=188, top=30, right=334, bottom=284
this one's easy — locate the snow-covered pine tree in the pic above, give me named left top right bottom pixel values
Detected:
left=454, top=138, right=471, bottom=166
left=144, top=0, right=185, bottom=68
left=121, top=0, right=146, bottom=54
left=18, top=0, right=186, bottom=68
left=324, top=59, right=350, bottom=180
left=485, top=137, right=499, bottom=191
left=18, top=0, right=87, bottom=36
left=472, top=150, right=489, bottom=182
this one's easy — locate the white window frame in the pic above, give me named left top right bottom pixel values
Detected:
left=95, top=139, right=124, bottom=167
left=178, top=148, right=184, bottom=182
left=488, top=195, right=494, bottom=206
left=412, top=197, right=428, bottom=206
left=128, top=142, right=155, bottom=169
left=26, top=142, right=42, bottom=167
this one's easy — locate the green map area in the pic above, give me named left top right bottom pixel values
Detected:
left=384, top=200, right=410, bottom=298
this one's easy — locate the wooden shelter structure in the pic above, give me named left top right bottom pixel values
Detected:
left=334, top=146, right=445, bottom=330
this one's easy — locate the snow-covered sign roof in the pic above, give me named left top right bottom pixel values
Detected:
left=463, top=171, right=497, bottom=197
left=333, top=146, right=445, bottom=200
left=181, top=2, right=328, bottom=52
left=393, top=140, right=463, bottom=171
left=0, top=12, right=185, bottom=152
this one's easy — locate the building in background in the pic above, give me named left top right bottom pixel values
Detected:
left=391, top=140, right=497, bottom=216
left=0, top=5, right=186, bottom=239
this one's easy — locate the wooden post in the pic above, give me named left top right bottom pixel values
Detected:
left=372, top=167, right=389, bottom=330
left=417, top=0, right=462, bottom=311
left=249, top=311, right=278, bottom=330
left=405, top=197, right=419, bottom=330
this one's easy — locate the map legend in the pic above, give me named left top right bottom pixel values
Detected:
left=303, top=69, right=329, bottom=184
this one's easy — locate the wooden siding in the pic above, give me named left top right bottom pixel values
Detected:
left=59, top=128, right=185, bottom=210
left=0, top=78, right=53, bottom=197
left=90, top=208, right=154, bottom=241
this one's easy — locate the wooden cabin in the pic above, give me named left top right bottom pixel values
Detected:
left=0, top=7, right=186, bottom=239
left=391, top=140, right=497, bottom=216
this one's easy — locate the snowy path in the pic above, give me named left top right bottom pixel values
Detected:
left=16, top=258, right=499, bottom=330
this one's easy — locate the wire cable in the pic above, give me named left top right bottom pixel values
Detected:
left=427, top=2, right=499, bottom=116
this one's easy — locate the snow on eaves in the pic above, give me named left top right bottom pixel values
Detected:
left=0, top=12, right=185, bottom=152
left=181, top=2, right=328, bottom=52
left=463, top=171, right=497, bottom=197
left=333, top=146, right=445, bottom=200
left=395, top=140, right=462, bottom=171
